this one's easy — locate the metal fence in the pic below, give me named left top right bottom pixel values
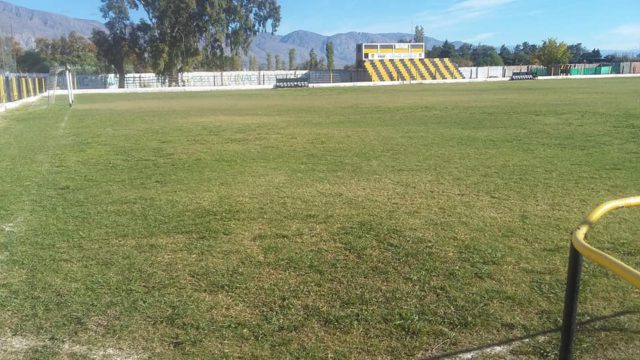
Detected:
left=0, top=73, right=48, bottom=105
left=460, top=62, right=640, bottom=79
left=75, top=71, right=311, bottom=89
left=52, top=61, right=640, bottom=91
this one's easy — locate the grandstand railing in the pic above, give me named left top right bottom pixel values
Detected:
left=560, top=196, right=640, bottom=359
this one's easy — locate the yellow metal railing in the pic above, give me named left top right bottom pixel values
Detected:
left=573, top=196, right=640, bottom=288
left=560, top=196, right=640, bottom=359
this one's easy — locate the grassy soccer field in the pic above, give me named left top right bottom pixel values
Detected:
left=1, top=79, right=640, bottom=358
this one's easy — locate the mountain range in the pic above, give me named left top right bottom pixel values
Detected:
left=0, top=0, right=105, bottom=48
left=250, top=31, right=465, bottom=68
left=0, top=0, right=466, bottom=68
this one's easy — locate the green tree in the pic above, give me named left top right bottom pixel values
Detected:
left=536, top=38, right=571, bottom=66
left=0, top=36, right=21, bottom=72
left=471, top=45, right=504, bottom=66
left=455, top=43, right=473, bottom=66
left=288, top=48, right=295, bottom=70
left=308, top=48, right=318, bottom=70
left=584, top=49, right=602, bottom=63
left=325, top=42, right=334, bottom=71
left=17, top=50, right=49, bottom=73
left=512, top=42, right=537, bottom=65
left=133, top=0, right=281, bottom=76
left=249, top=56, right=258, bottom=71
left=275, top=54, right=282, bottom=70
left=439, top=40, right=455, bottom=58
left=267, top=52, right=273, bottom=70
left=91, top=0, right=138, bottom=88
left=413, top=25, right=425, bottom=43
left=498, top=45, right=513, bottom=65
left=36, top=32, right=101, bottom=74
left=428, top=45, right=441, bottom=58
left=232, top=55, right=242, bottom=71
left=568, top=43, right=588, bottom=63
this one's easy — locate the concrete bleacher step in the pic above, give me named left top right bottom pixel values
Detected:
left=363, top=58, right=465, bottom=82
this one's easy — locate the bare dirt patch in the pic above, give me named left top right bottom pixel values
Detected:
left=0, top=335, right=142, bottom=359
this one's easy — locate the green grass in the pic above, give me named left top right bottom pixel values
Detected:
left=1, top=79, right=640, bottom=358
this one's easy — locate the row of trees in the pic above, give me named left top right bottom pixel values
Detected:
left=427, top=38, right=639, bottom=67
left=414, top=26, right=639, bottom=68
left=92, top=0, right=281, bottom=87
left=1, top=31, right=336, bottom=75
left=246, top=43, right=335, bottom=71
left=1, top=33, right=111, bottom=74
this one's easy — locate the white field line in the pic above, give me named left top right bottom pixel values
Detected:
left=59, top=108, right=71, bottom=134
left=433, top=335, right=549, bottom=360
left=451, top=341, right=530, bottom=359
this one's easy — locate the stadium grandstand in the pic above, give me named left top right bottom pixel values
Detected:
left=357, top=43, right=465, bottom=82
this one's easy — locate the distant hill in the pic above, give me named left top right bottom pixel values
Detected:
left=0, top=0, right=105, bottom=48
left=0, top=0, right=467, bottom=68
left=249, top=30, right=466, bottom=68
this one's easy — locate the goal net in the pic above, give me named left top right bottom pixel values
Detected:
left=48, top=66, right=75, bottom=107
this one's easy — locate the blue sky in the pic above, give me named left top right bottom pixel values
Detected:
left=9, top=0, right=640, bottom=51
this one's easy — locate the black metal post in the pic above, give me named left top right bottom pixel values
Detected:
left=559, top=244, right=584, bottom=360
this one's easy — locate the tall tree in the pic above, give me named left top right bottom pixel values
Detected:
left=428, top=45, right=442, bottom=58
left=288, top=48, right=295, bottom=70
left=17, top=50, right=49, bottom=73
left=275, top=54, right=282, bottom=70
left=568, top=43, right=587, bottom=63
left=584, top=49, right=602, bottom=63
left=471, top=45, right=503, bottom=66
left=536, top=38, right=571, bottom=66
left=511, top=42, right=537, bottom=65
left=308, top=48, right=318, bottom=70
left=413, top=25, right=425, bottom=43
left=133, top=0, right=281, bottom=76
left=266, top=52, right=273, bottom=70
left=36, top=32, right=100, bottom=73
left=325, top=42, right=334, bottom=71
left=454, top=43, right=473, bottom=66
left=0, top=36, right=22, bottom=72
left=92, top=0, right=138, bottom=88
left=498, top=45, right=513, bottom=65
left=440, top=40, right=455, bottom=58
left=249, top=56, right=258, bottom=71
left=232, top=55, right=242, bottom=71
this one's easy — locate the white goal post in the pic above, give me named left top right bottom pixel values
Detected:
left=48, top=66, right=75, bottom=107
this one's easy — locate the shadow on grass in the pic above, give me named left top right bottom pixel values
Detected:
left=422, top=310, right=640, bottom=359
